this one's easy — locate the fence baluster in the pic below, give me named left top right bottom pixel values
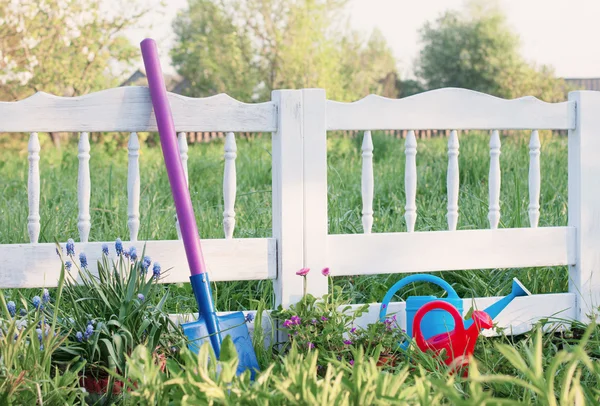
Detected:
left=405, top=130, right=417, bottom=232
left=447, top=130, right=459, bottom=230
left=223, top=132, right=237, bottom=239
left=27, top=132, right=41, bottom=243
left=127, top=132, right=141, bottom=241
left=176, top=132, right=189, bottom=239
left=77, top=132, right=91, bottom=242
left=488, top=130, right=501, bottom=229
left=361, top=130, right=374, bottom=234
left=528, top=130, right=541, bottom=228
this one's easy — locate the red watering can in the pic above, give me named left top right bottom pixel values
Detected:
left=413, top=301, right=493, bottom=375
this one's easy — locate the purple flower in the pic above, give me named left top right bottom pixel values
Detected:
left=79, top=252, right=88, bottom=268
left=382, top=304, right=387, bottom=309
left=84, top=324, right=94, bottom=340
left=290, top=315, right=301, bottom=325
left=76, top=331, right=83, bottom=342
left=128, top=247, right=137, bottom=261
left=311, top=319, right=317, bottom=325
left=7, top=301, right=16, bottom=317
left=321, top=267, right=330, bottom=276
left=142, top=256, right=152, bottom=272
left=65, top=261, right=72, bottom=271
left=296, top=268, right=310, bottom=276
left=350, top=327, right=357, bottom=334
left=42, top=289, right=50, bottom=303
left=343, top=339, right=352, bottom=345
left=321, top=316, right=328, bottom=322
left=153, top=263, right=161, bottom=280
left=349, top=360, right=354, bottom=366
left=32, top=296, right=42, bottom=309
left=245, top=313, right=254, bottom=323
left=102, top=244, right=109, bottom=255
left=137, top=293, right=145, bottom=302
left=308, top=342, right=315, bottom=349
left=115, top=238, right=123, bottom=256
left=66, top=239, right=75, bottom=256
left=283, top=319, right=293, bottom=328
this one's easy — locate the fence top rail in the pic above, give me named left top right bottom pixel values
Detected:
left=0, top=86, right=278, bottom=133
left=326, top=87, right=577, bottom=131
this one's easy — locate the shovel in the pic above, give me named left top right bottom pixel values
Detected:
left=141, top=38, right=259, bottom=377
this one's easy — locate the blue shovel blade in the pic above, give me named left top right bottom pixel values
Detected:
left=182, top=311, right=259, bottom=378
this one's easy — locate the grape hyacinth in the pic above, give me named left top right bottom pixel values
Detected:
left=152, top=263, right=161, bottom=280
left=32, top=296, right=42, bottom=309
left=137, top=293, right=145, bottom=302
left=115, top=238, right=123, bottom=256
left=76, top=331, right=83, bottom=342
left=65, top=260, right=72, bottom=271
left=36, top=328, right=43, bottom=343
left=79, top=252, right=88, bottom=269
left=7, top=301, right=16, bottom=317
left=142, top=256, right=152, bottom=273
left=19, top=308, right=26, bottom=316
left=42, top=289, right=50, bottom=303
left=84, top=324, right=94, bottom=340
left=128, top=246, right=137, bottom=261
left=102, top=244, right=109, bottom=255
left=66, top=239, right=75, bottom=256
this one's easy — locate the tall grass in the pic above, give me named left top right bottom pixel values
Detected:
left=0, top=131, right=568, bottom=311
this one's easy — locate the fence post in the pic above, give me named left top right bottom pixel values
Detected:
left=302, top=89, right=329, bottom=298
left=272, top=90, right=305, bottom=308
left=568, top=91, right=600, bottom=322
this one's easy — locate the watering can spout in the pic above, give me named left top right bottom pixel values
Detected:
left=464, top=278, right=531, bottom=329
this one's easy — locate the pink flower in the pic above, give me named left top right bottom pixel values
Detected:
left=308, top=342, right=315, bottom=349
left=321, top=267, right=330, bottom=276
left=291, top=315, right=301, bottom=325
left=321, top=316, right=328, bottom=322
left=349, top=360, right=354, bottom=366
left=283, top=319, right=293, bottom=328
left=296, top=268, right=310, bottom=276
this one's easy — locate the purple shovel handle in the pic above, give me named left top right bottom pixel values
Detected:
left=140, top=38, right=206, bottom=276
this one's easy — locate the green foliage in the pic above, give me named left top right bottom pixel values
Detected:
left=415, top=0, right=567, bottom=102
left=50, top=243, right=184, bottom=379
left=171, top=0, right=398, bottom=101
left=0, top=0, right=148, bottom=100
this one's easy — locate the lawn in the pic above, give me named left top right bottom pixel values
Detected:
left=3, top=131, right=596, bottom=405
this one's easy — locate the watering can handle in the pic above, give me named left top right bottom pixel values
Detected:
left=413, top=300, right=465, bottom=350
left=379, top=274, right=459, bottom=321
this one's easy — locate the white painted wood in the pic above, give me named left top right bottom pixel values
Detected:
left=175, top=132, right=189, bottom=240
left=0, top=87, right=277, bottom=132
left=0, top=238, right=276, bottom=288
left=271, top=90, right=306, bottom=308
left=328, top=227, right=575, bottom=276
left=404, top=131, right=417, bottom=232
left=301, top=88, right=329, bottom=298
left=77, top=132, right=91, bottom=243
left=361, top=130, right=374, bottom=234
left=223, top=132, right=237, bottom=239
left=27, top=132, right=41, bottom=243
left=127, top=132, right=141, bottom=241
left=326, top=88, right=575, bottom=131
left=488, top=130, right=501, bottom=229
left=447, top=130, right=459, bottom=231
left=528, top=130, right=541, bottom=228
left=568, top=91, right=600, bottom=322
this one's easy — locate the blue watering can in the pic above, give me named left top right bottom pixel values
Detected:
left=379, top=274, right=531, bottom=342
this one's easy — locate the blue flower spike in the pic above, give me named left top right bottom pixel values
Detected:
left=128, top=246, right=137, bottom=261
left=102, top=244, right=109, bottom=256
left=7, top=301, right=16, bottom=317
left=79, top=252, right=88, bottom=269
left=42, top=289, right=50, bottom=303
left=66, top=239, right=75, bottom=256
left=115, top=238, right=123, bottom=256
left=32, top=296, right=42, bottom=310
left=152, top=262, right=161, bottom=280
left=65, top=261, right=72, bottom=271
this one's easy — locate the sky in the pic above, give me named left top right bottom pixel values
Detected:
left=125, top=0, right=600, bottom=78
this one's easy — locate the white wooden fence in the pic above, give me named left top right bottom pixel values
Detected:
left=1, top=87, right=599, bottom=336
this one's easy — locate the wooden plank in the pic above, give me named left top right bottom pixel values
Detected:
left=0, top=87, right=277, bottom=132
left=568, top=91, right=600, bottom=322
left=169, top=293, right=576, bottom=342
left=326, top=88, right=576, bottom=131
left=328, top=227, right=576, bottom=276
left=0, top=238, right=276, bottom=288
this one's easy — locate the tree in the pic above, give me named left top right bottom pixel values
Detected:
left=415, top=0, right=566, bottom=102
left=171, top=0, right=398, bottom=102
left=0, top=0, right=148, bottom=101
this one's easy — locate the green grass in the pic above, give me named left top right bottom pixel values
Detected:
left=0, top=131, right=568, bottom=312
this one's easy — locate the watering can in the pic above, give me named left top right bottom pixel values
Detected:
left=413, top=300, right=493, bottom=374
left=379, top=275, right=531, bottom=341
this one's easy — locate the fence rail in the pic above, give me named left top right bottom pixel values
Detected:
left=1, top=86, right=598, bottom=334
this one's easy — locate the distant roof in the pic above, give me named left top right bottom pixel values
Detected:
left=119, top=69, right=187, bottom=93
left=564, top=78, right=600, bottom=91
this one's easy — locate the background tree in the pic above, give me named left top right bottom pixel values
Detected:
left=171, top=0, right=398, bottom=102
left=0, top=0, right=148, bottom=101
left=415, top=0, right=567, bottom=102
